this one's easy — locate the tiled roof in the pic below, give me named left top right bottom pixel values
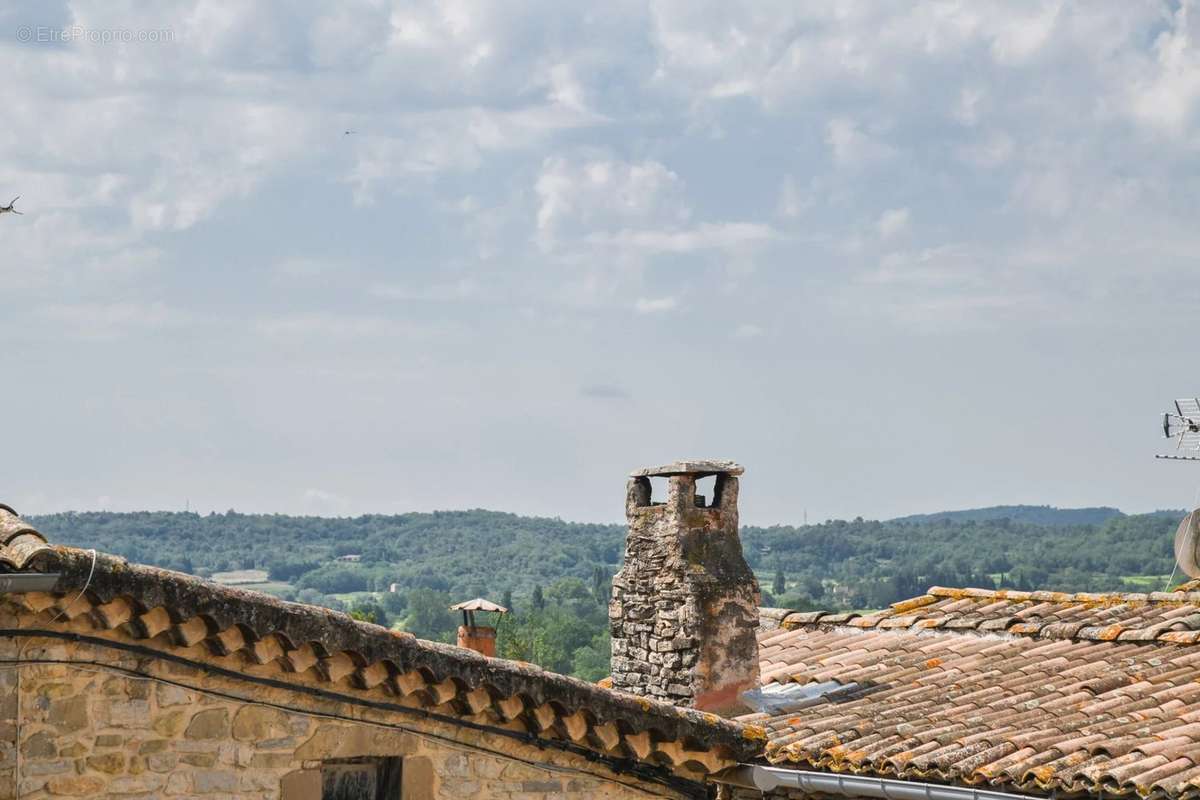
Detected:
left=747, top=587, right=1200, bottom=799
left=0, top=506, right=760, bottom=778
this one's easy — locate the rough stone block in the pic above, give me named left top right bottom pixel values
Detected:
left=153, top=709, right=188, bottom=737
left=20, top=732, right=56, bottom=759
left=86, top=752, right=126, bottom=774
left=105, top=773, right=166, bottom=795
left=193, top=769, right=238, bottom=793
left=147, top=752, right=178, bottom=772
left=522, top=779, right=563, bottom=792
left=164, top=771, right=190, bottom=795
left=103, top=699, right=151, bottom=727
left=21, top=759, right=70, bottom=776
left=45, top=775, right=106, bottom=796
left=47, top=697, right=89, bottom=732
left=155, top=684, right=193, bottom=707
left=185, top=708, right=230, bottom=740
left=232, top=705, right=291, bottom=741
left=181, top=752, right=218, bottom=767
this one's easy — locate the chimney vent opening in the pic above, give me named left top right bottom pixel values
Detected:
left=647, top=476, right=669, bottom=507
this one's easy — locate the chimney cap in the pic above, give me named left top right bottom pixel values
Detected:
left=450, top=597, right=508, bottom=614
left=630, top=460, right=743, bottom=478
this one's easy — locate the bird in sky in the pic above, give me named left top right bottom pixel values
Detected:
left=0, top=196, right=22, bottom=215
left=344, top=130, right=357, bottom=135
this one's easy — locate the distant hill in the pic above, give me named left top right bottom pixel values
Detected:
left=26, top=504, right=1186, bottom=613
left=890, top=505, right=1125, bottom=526
left=22, top=503, right=1187, bottom=682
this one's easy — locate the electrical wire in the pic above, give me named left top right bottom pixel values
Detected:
left=0, top=627, right=705, bottom=799
left=0, top=656, right=682, bottom=797
left=1165, top=560, right=1180, bottom=593
left=11, top=549, right=96, bottom=798
left=45, top=548, right=96, bottom=626
left=1165, top=487, right=1200, bottom=593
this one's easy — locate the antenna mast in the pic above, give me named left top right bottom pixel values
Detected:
left=1158, top=398, right=1200, bottom=585
left=1159, top=398, right=1200, bottom=461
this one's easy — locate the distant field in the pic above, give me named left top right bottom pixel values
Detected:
left=239, top=581, right=293, bottom=596
left=330, top=591, right=386, bottom=604
left=1121, top=574, right=1173, bottom=591
left=211, top=569, right=270, bottom=585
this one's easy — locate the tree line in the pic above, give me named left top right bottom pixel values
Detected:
left=28, top=506, right=1184, bottom=679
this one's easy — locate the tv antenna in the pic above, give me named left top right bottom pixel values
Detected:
left=1159, top=398, right=1200, bottom=462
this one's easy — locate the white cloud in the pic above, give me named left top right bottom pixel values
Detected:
left=647, top=2, right=1068, bottom=110
left=348, top=103, right=601, bottom=204
left=302, top=488, right=351, bottom=515
left=634, top=296, right=678, bottom=313
left=34, top=301, right=192, bottom=341
left=275, top=257, right=343, bottom=278
left=8, top=0, right=1200, bottom=521
left=255, top=313, right=442, bottom=341
left=733, top=323, right=765, bottom=339
left=986, top=3, right=1061, bottom=66
left=958, top=131, right=1015, bottom=168
left=585, top=222, right=775, bottom=254
left=1012, top=168, right=1072, bottom=218
left=953, top=88, right=985, bottom=127
left=371, top=278, right=478, bottom=301
left=546, top=63, right=590, bottom=113
left=580, top=383, right=630, bottom=400
left=776, top=175, right=811, bottom=219
left=841, top=244, right=1044, bottom=330
left=1124, top=2, right=1200, bottom=138
left=864, top=245, right=983, bottom=289
left=826, top=118, right=896, bottom=168
left=877, top=208, right=911, bottom=239
left=535, top=155, right=691, bottom=250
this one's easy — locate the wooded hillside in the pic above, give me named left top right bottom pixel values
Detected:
left=28, top=505, right=1184, bottom=679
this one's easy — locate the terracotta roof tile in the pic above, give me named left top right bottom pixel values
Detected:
left=754, top=585, right=1200, bottom=799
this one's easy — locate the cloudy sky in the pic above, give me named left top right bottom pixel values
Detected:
left=3, top=1, right=1200, bottom=524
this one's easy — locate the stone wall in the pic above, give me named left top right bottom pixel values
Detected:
left=0, top=632, right=688, bottom=799
left=609, top=469, right=761, bottom=715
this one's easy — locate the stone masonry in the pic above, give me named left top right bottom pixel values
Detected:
left=609, top=461, right=761, bottom=716
left=0, top=624, right=691, bottom=800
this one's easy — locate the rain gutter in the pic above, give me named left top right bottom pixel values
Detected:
left=715, top=765, right=1038, bottom=800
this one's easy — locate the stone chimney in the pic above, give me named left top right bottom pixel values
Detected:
left=609, top=460, right=760, bottom=715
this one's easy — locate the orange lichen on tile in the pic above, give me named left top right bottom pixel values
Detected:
left=890, top=595, right=938, bottom=614
left=750, top=582, right=1200, bottom=800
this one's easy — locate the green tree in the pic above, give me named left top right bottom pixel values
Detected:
left=801, top=575, right=824, bottom=600
left=530, top=584, right=545, bottom=611
left=381, top=591, right=407, bottom=616
left=497, top=613, right=551, bottom=665
left=571, top=629, right=611, bottom=682
left=591, top=565, right=610, bottom=605
left=773, top=568, right=786, bottom=596
left=404, top=589, right=455, bottom=640
left=349, top=600, right=388, bottom=627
